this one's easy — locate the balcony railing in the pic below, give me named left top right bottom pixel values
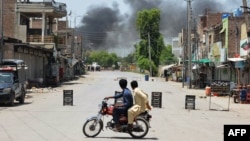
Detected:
left=27, top=35, right=54, bottom=43
left=57, top=37, right=66, bottom=44
left=27, top=35, right=66, bottom=45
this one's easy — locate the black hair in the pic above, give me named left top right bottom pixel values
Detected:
left=119, top=79, right=127, bottom=89
left=130, top=80, right=138, bottom=89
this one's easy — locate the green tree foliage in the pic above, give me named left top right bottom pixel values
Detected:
left=135, top=8, right=165, bottom=76
left=160, top=44, right=178, bottom=65
left=120, top=53, right=135, bottom=67
left=86, top=51, right=118, bottom=68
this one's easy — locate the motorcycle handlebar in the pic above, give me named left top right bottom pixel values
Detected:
left=102, top=98, right=109, bottom=103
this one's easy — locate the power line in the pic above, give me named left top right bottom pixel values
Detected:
left=75, top=29, right=139, bottom=41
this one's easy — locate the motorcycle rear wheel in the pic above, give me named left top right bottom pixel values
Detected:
left=82, top=118, right=102, bottom=137
left=128, top=117, right=149, bottom=139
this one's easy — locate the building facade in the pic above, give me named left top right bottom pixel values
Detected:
left=179, top=9, right=250, bottom=87
left=0, top=0, right=84, bottom=87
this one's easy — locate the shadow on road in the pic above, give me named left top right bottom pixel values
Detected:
left=84, top=136, right=158, bottom=140
left=62, top=82, right=83, bottom=85
left=0, top=101, right=32, bottom=107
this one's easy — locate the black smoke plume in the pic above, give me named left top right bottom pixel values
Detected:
left=76, top=0, right=241, bottom=56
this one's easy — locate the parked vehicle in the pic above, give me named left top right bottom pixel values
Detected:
left=91, top=62, right=101, bottom=71
left=0, top=59, right=28, bottom=106
left=82, top=99, right=152, bottom=138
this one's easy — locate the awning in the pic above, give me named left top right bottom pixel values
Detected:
left=161, top=64, right=176, bottom=70
left=68, top=58, right=79, bottom=67
left=72, top=59, right=78, bottom=66
left=192, top=64, right=199, bottom=69
left=159, top=64, right=176, bottom=77
left=189, top=58, right=212, bottom=63
left=198, top=58, right=212, bottom=63
left=216, top=64, right=229, bottom=68
left=227, top=57, right=246, bottom=62
left=44, top=44, right=54, bottom=49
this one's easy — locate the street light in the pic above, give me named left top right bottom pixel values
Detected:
left=72, top=16, right=82, bottom=60
left=74, top=13, right=88, bottom=28
left=73, top=14, right=88, bottom=61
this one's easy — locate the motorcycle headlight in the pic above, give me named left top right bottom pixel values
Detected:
left=3, top=88, right=12, bottom=93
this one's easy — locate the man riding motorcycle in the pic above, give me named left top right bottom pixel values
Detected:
left=128, top=80, right=152, bottom=131
left=104, top=79, right=133, bottom=131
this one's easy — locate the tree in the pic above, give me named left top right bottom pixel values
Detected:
left=160, top=44, right=178, bottom=65
left=135, top=8, right=165, bottom=76
left=86, top=50, right=118, bottom=69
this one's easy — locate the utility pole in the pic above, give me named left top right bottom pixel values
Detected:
left=242, top=0, right=248, bottom=29
left=0, top=0, right=3, bottom=60
left=148, top=32, right=152, bottom=76
left=187, top=0, right=192, bottom=89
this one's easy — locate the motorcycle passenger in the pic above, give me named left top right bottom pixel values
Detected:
left=128, top=80, right=152, bottom=131
left=104, top=79, right=133, bottom=131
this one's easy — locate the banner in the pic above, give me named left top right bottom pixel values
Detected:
left=240, top=23, right=249, bottom=56
left=220, top=18, right=228, bottom=48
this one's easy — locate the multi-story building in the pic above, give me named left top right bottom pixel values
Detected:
left=200, top=11, right=247, bottom=83
left=178, top=8, right=250, bottom=87
left=171, top=36, right=182, bottom=65
left=0, top=0, right=83, bottom=87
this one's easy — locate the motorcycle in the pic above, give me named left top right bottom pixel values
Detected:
left=82, top=99, right=152, bottom=138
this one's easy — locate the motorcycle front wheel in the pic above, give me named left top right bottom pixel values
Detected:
left=128, top=117, right=149, bottom=139
left=82, top=117, right=103, bottom=137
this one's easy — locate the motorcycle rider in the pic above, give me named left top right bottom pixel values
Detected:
left=104, top=79, right=133, bottom=131
left=128, top=80, right=152, bottom=131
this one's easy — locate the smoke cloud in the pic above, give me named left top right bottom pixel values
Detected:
left=76, top=0, right=241, bottom=57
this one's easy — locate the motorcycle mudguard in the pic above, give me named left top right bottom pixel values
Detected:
left=86, top=116, right=104, bottom=130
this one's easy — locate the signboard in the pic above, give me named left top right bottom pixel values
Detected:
left=185, top=95, right=195, bottom=109
left=151, top=92, right=162, bottom=108
left=210, top=80, right=230, bottom=111
left=63, top=90, right=73, bottom=106
left=211, top=80, right=230, bottom=93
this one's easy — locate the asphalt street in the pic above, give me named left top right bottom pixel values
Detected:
left=0, top=70, right=250, bottom=141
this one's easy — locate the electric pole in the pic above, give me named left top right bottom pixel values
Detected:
left=148, top=32, right=152, bottom=77
left=0, top=0, right=3, bottom=60
left=242, top=0, right=248, bottom=29
left=187, top=0, right=192, bottom=89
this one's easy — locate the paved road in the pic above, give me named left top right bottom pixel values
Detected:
left=0, top=71, right=249, bottom=141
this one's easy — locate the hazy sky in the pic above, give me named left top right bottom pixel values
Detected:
left=54, top=0, right=243, bottom=26
left=30, top=0, right=247, bottom=56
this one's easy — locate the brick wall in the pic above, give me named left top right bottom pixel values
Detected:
left=206, top=13, right=222, bottom=27
left=31, top=19, right=67, bottom=30
left=200, top=12, right=246, bottom=58
left=57, top=20, right=67, bottom=30
left=3, top=0, right=16, bottom=38
left=31, top=19, right=42, bottom=29
left=2, top=43, right=14, bottom=59
left=227, top=17, right=245, bottom=58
